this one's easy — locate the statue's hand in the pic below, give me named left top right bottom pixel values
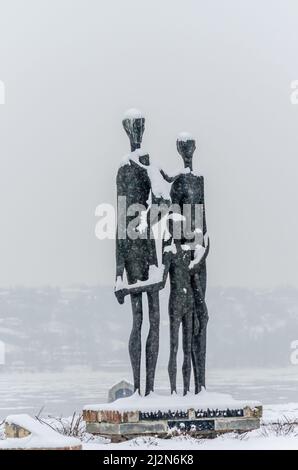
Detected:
left=204, top=233, right=210, bottom=257
left=115, top=289, right=125, bottom=305
left=114, top=276, right=125, bottom=304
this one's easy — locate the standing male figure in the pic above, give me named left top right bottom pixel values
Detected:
left=170, top=132, right=209, bottom=393
left=115, top=109, right=162, bottom=396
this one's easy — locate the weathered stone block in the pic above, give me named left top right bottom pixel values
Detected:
left=92, top=409, right=139, bottom=424
left=82, top=409, right=98, bottom=423
left=120, top=420, right=168, bottom=435
left=100, top=410, right=123, bottom=424
left=243, top=405, right=263, bottom=418
left=126, top=411, right=139, bottom=423
left=5, top=423, right=31, bottom=439
left=214, top=417, right=260, bottom=432
left=86, top=421, right=120, bottom=435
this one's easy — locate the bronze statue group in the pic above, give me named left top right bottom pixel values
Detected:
left=115, top=109, right=209, bottom=397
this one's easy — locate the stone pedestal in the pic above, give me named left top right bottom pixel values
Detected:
left=83, top=392, right=262, bottom=442
left=0, top=415, right=82, bottom=450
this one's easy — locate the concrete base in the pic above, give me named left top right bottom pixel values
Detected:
left=0, top=415, right=82, bottom=450
left=83, top=397, right=262, bottom=442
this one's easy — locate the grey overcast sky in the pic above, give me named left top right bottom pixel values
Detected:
left=0, top=0, right=298, bottom=288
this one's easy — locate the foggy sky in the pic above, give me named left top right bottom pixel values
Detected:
left=0, top=0, right=298, bottom=288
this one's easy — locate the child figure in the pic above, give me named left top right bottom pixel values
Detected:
left=163, top=216, right=195, bottom=396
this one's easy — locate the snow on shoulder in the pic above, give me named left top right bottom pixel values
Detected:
left=126, top=149, right=171, bottom=200
left=119, top=148, right=148, bottom=168
left=177, top=131, right=194, bottom=142
left=123, top=108, right=144, bottom=121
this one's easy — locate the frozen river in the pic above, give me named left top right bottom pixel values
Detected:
left=0, top=366, right=297, bottom=420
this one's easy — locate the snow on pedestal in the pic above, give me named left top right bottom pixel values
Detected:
left=85, top=389, right=260, bottom=413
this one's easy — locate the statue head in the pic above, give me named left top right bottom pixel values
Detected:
left=122, top=108, right=145, bottom=151
left=176, top=132, right=196, bottom=170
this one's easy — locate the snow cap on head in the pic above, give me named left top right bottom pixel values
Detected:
left=123, top=108, right=144, bottom=121
left=177, top=131, right=194, bottom=142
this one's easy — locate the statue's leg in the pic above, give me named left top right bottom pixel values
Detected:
left=192, top=266, right=209, bottom=392
left=200, top=260, right=207, bottom=297
left=182, top=310, right=192, bottom=396
left=192, top=322, right=208, bottom=391
left=197, top=317, right=208, bottom=388
left=145, top=290, right=160, bottom=396
left=191, top=345, right=200, bottom=394
left=168, top=305, right=180, bottom=395
left=129, top=292, right=143, bottom=393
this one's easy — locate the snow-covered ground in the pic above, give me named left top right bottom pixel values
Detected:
left=0, top=403, right=297, bottom=450
left=84, top=434, right=298, bottom=451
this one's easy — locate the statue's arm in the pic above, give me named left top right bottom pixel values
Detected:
left=148, top=169, right=171, bottom=226
left=201, top=176, right=209, bottom=256
left=115, top=167, right=127, bottom=281
left=188, top=236, right=210, bottom=275
left=115, top=234, right=125, bottom=279
left=160, top=168, right=178, bottom=183
left=188, top=176, right=209, bottom=274
left=163, top=177, right=183, bottom=245
left=201, top=176, right=208, bottom=237
left=170, top=177, right=182, bottom=205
